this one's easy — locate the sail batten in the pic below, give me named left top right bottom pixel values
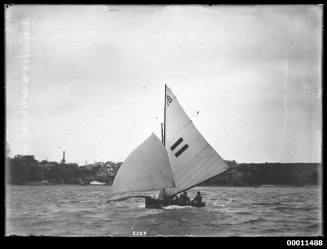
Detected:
left=164, top=86, right=230, bottom=196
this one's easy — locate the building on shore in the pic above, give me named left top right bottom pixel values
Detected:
left=60, top=151, right=66, bottom=165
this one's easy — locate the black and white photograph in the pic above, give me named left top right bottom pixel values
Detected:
left=5, top=5, right=322, bottom=237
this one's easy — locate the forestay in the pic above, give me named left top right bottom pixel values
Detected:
left=164, top=86, right=230, bottom=196
left=110, top=133, right=175, bottom=198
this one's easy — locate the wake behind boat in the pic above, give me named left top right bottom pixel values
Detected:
left=108, top=85, right=231, bottom=208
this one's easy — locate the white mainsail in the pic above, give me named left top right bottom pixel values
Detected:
left=110, top=133, right=175, bottom=197
left=164, top=86, right=230, bottom=196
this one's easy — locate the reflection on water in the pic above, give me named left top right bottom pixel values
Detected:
left=6, top=185, right=322, bottom=236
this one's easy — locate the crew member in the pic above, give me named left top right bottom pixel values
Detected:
left=179, top=191, right=191, bottom=205
left=158, top=189, right=168, bottom=201
left=191, top=191, right=203, bottom=205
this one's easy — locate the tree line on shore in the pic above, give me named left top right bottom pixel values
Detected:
left=6, top=155, right=320, bottom=186
left=201, top=162, right=320, bottom=186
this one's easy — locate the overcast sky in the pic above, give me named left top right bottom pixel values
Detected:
left=6, top=5, right=322, bottom=164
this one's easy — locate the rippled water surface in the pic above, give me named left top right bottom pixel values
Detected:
left=6, top=185, right=322, bottom=236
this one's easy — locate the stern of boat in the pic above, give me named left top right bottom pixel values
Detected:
left=145, top=196, right=163, bottom=209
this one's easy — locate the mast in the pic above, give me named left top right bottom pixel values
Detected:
left=164, top=84, right=167, bottom=146
left=161, top=123, right=164, bottom=144
left=159, top=84, right=167, bottom=196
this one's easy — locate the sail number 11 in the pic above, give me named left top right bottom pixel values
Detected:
left=171, top=137, right=189, bottom=157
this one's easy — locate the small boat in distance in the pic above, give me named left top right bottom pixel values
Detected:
left=108, top=85, right=231, bottom=208
left=90, top=181, right=106, bottom=185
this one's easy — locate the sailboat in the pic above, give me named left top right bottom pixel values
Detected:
left=108, top=85, right=231, bottom=208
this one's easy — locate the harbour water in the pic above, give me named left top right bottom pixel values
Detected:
left=6, top=185, right=322, bottom=237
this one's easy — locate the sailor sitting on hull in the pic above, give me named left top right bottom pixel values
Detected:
left=158, top=189, right=167, bottom=201
left=191, top=191, right=203, bottom=206
left=159, top=189, right=185, bottom=205
left=178, top=191, right=191, bottom=206
left=158, top=189, right=169, bottom=202
left=158, top=189, right=177, bottom=205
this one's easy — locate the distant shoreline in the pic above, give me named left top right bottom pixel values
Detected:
left=7, top=155, right=321, bottom=187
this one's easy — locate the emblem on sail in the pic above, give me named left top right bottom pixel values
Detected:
left=166, top=95, right=173, bottom=106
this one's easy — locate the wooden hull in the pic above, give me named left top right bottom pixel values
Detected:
left=144, top=197, right=205, bottom=208
left=145, top=196, right=164, bottom=209
left=191, top=202, right=206, bottom=207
